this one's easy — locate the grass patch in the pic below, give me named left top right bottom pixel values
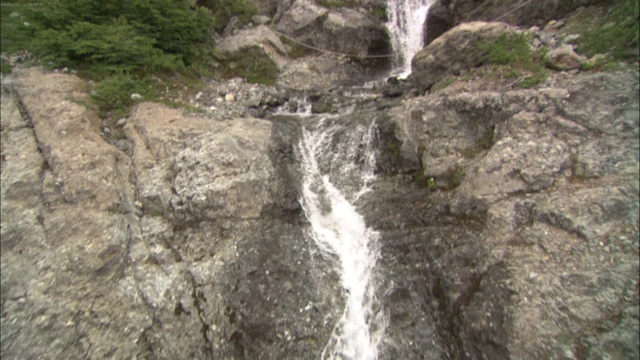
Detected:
left=570, top=0, right=639, bottom=60
left=478, top=32, right=549, bottom=88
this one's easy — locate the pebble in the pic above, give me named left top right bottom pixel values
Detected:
left=529, top=271, right=539, bottom=280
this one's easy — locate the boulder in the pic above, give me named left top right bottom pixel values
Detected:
left=544, top=44, right=587, bottom=71
left=275, top=0, right=391, bottom=60
left=425, top=0, right=609, bottom=44
left=277, top=55, right=369, bottom=91
left=218, top=25, right=289, bottom=70
left=423, top=0, right=455, bottom=46
left=411, top=21, right=515, bottom=92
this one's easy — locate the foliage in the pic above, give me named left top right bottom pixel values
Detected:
left=26, top=0, right=214, bottom=74
left=92, top=72, right=157, bottom=118
left=1, top=58, right=12, bottom=75
left=197, top=0, right=257, bottom=32
left=574, top=0, right=639, bottom=60
left=445, top=165, right=465, bottom=190
left=1, top=3, right=37, bottom=55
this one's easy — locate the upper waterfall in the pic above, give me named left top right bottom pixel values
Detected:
left=386, top=0, right=436, bottom=77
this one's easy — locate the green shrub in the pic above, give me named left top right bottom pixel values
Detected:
left=1, top=4, right=37, bottom=54
left=32, top=18, right=182, bottom=75
left=92, top=72, right=157, bottom=118
left=27, top=0, right=214, bottom=73
left=197, top=0, right=257, bottom=32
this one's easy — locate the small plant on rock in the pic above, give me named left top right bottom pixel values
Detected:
left=478, top=32, right=548, bottom=88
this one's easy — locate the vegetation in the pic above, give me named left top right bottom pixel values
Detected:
left=220, top=47, right=278, bottom=85
left=196, top=0, right=257, bottom=32
left=567, top=0, right=639, bottom=61
left=477, top=32, right=549, bottom=88
left=0, top=0, right=266, bottom=118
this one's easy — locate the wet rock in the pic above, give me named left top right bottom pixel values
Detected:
left=424, top=0, right=456, bottom=46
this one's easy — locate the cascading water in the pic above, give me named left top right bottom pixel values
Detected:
left=298, top=116, right=385, bottom=360
left=386, top=0, right=436, bottom=77
left=292, top=2, right=437, bottom=357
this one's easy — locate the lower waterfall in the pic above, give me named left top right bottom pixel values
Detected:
left=298, top=116, right=385, bottom=360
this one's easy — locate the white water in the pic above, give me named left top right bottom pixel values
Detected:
left=299, top=117, right=385, bottom=360
left=386, top=0, right=436, bottom=77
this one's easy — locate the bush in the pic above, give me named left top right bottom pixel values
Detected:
left=27, top=0, right=214, bottom=74
left=196, top=0, right=257, bottom=32
left=92, top=72, right=157, bottom=117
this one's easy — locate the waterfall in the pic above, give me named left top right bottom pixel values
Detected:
left=386, top=0, right=436, bottom=77
left=299, top=116, right=385, bottom=360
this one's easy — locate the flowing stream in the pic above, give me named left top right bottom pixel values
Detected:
left=386, top=0, right=436, bottom=77
left=299, top=116, right=384, bottom=360
left=295, top=1, right=433, bottom=358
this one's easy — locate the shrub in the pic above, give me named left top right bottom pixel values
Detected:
left=196, top=0, right=257, bottom=32
left=27, top=0, right=214, bottom=73
left=92, top=72, right=157, bottom=118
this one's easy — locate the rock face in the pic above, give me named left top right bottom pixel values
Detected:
left=0, top=68, right=339, bottom=359
left=385, top=68, right=639, bottom=359
left=277, top=55, right=370, bottom=91
left=218, top=25, right=289, bottom=70
left=425, top=0, right=607, bottom=45
left=275, top=0, right=391, bottom=59
left=412, top=21, right=515, bottom=92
